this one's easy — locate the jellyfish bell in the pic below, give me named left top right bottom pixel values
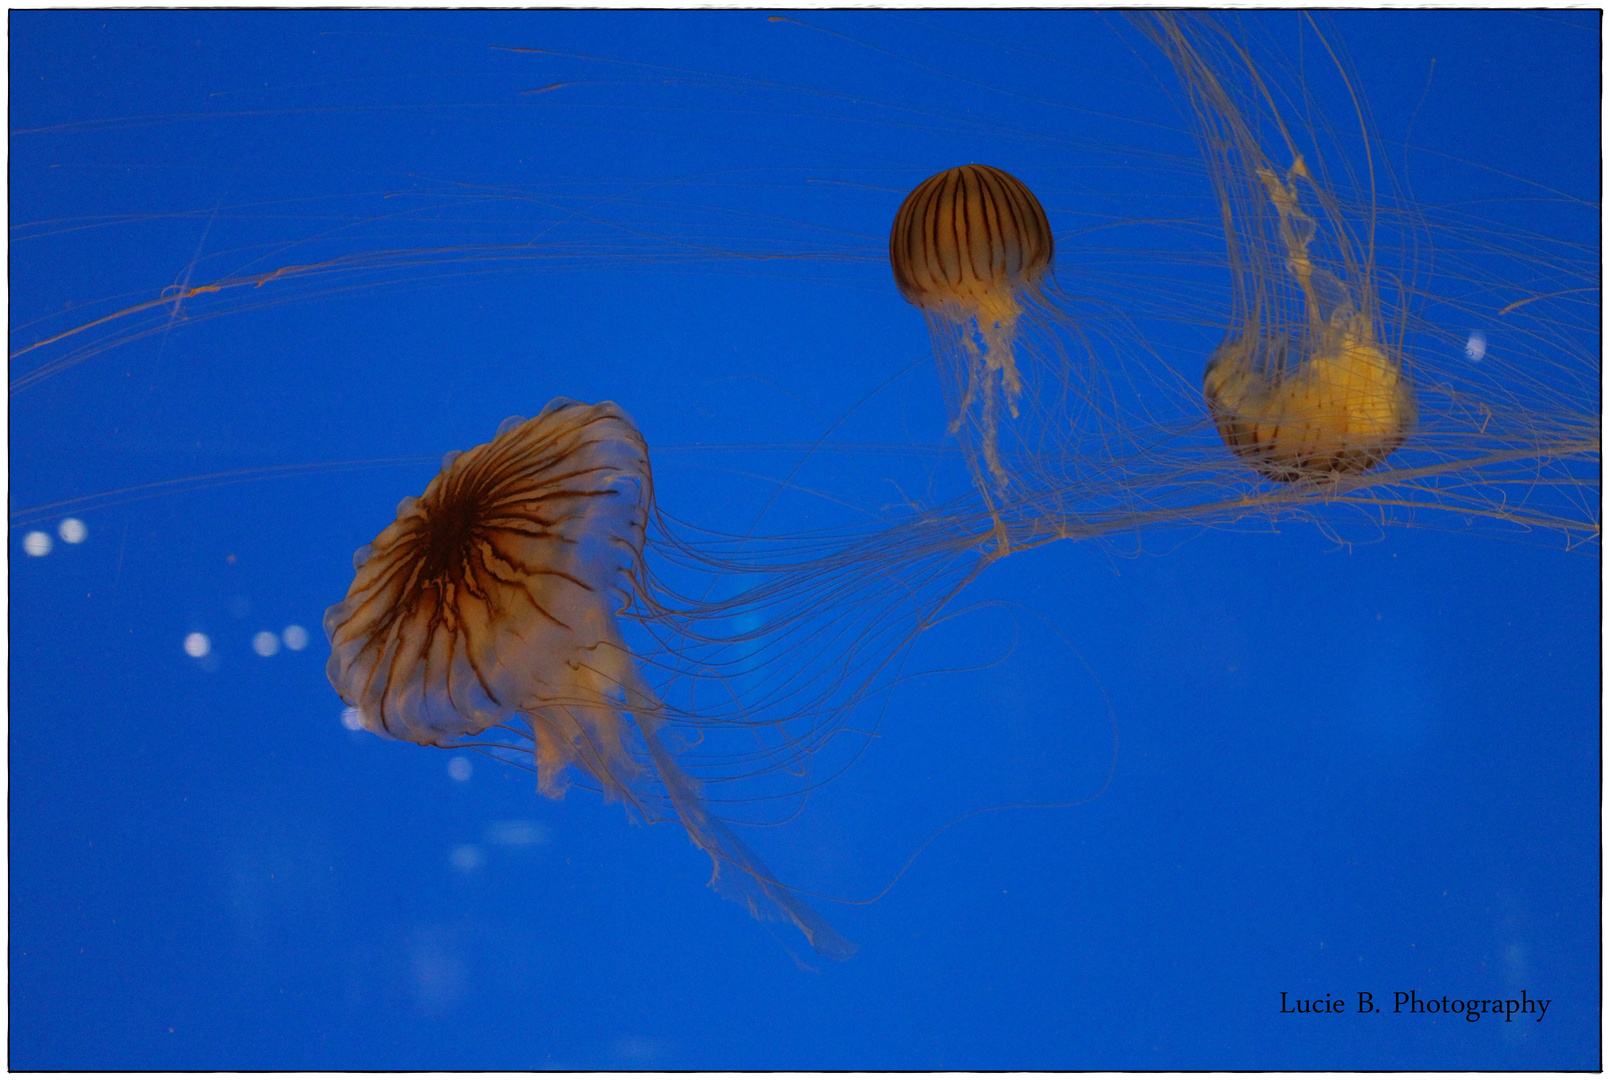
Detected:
left=890, top=164, right=1054, bottom=325
left=323, top=398, right=855, bottom=961
left=1203, top=327, right=1414, bottom=482
left=323, top=398, right=651, bottom=763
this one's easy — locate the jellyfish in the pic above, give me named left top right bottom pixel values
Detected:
left=884, top=162, right=1172, bottom=550
left=1200, top=158, right=1416, bottom=480
left=1139, top=16, right=1416, bottom=483
left=890, top=165, right=1054, bottom=546
left=323, top=398, right=855, bottom=961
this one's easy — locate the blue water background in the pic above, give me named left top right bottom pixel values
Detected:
left=10, top=10, right=1599, bottom=1069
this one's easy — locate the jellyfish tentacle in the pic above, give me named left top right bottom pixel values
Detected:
left=635, top=706, right=858, bottom=961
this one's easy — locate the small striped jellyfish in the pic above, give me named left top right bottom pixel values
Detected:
left=890, top=165, right=1054, bottom=541
left=324, top=399, right=853, bottom=960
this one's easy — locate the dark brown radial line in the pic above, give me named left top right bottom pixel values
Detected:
left=440, top=627, right=480, bottom=726
left=449, top=617, right=506, bottom=714
left=353, top=551, right=435, bottom=638
left=340, top=588, right=406, bottom=649
left=485, top=450, right=556, bottom=490
left=976, top=169, right=1004, bottom=279
left=559, top=431, right=646, bottom=467
left=942, top=171, right=962, bottom=289
left=457, top=545, right=500, bottom=606
left=992, top=183, right=1016, bottom=279
left=473, top=535, right=578, bottom=589
left=930, top=173, right=951, bottom=291
left=498, top=458, right=628, bottom=494
left=958, top=167, right=978, bottom=287
left=976, top=167, right=1002, bottom=283
left=980, top=170, right=1004, bottom=281
left=998, top=181, right=1031, bottom=273
left=464, top=451, right=548, bottom=504
left=519, top=416, right=624, bottom=461
left=508, top=506, right=586, bottom=533
left=925, top=173, right=945, bottom=288
left=932, top=173, right=954, bottom=292
left=911, top=190, right=931, bottom=296
left=490, top=567, right=574, bottom=632
left=500, top=479, right=626, bottom=505
left=906, top=176, right=929, bottom=290
left=481, top=546, right=597, bottom=594
left=892, top=190, right=915, bottom=295
left=996, top=179, right=1019, bottom=278
left=908, top=178, right=933, bottom=292
left=484, top=522, right=579, bottom=549
left=378, top=622, right=426, bottom=736
left=1017, top=187, right=1043, bottom=268
left=346, top=552, right=416, bottom=620
left=478, top=515, right=564, bottom=541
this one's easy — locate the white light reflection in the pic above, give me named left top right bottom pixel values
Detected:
left=252, top=631, right=281, bottom=657
left=57, top=518, right=87, bottom=544
left=183, top=632, right=211, bottom=658
left=23, top=532, right=52, bottom=557
left=340, top=707, right=365, bottom=731
left=281, top=625, right=309, bottom=650
left=446, top=756, right=473, bottom=782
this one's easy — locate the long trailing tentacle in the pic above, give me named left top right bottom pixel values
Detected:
left=636, top=711, right=857, bottom=961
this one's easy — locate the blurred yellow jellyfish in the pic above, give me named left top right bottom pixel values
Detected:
left=323, top=398, right=855, bottom=961
left=891, top=164, right=1054, bottom=542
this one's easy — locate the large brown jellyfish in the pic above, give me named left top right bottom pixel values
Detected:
left=890, top=164, right=1054, bottom=543
left=323, top=398, right=855, bottom=961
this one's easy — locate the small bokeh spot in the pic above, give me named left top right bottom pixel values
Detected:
left=252, top=631, right=281, bottom=657
left=58, top=518, right=87, bottom=544
left=281, top=624, right=309, bottom=651
left=449, top=844, right=484, bottom=872
left=447, top=756, right=473, bottom=782
left=340, top=707, right=365, bottom=731
left=23, top=531, right=52, bottom=557
left=183, top=632, right=211, bottom=658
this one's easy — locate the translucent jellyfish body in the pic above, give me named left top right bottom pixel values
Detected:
left=324, top=399, right=854, bottom=960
